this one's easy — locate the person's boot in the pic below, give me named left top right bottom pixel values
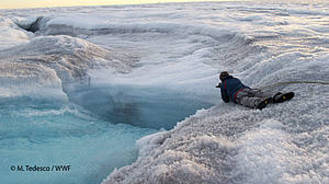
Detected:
left=273, top=92, right=294, bottom=103
left=257, top=97, right=272, bottom=110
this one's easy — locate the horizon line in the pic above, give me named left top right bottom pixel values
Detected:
left=0, top=0, right=248, bottom=10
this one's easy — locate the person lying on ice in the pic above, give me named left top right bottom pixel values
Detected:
left=216, top=71, right=294, bottom=110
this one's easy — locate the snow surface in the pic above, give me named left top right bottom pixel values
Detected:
left=0, top=0, right=329, bottom=184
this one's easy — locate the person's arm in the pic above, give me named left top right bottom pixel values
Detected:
left=221, top=86, right=230, bottom=103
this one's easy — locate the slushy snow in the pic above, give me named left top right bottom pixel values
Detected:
left=0, top=1, right=328, bottom=184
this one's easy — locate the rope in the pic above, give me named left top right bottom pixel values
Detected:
left=259, top=80, right=329, bottom=90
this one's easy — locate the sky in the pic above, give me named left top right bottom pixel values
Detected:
left=0, top=0, right=240, bottom=9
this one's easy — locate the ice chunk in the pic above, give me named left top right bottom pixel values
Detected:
left=0, top=16, right=31, bottom=50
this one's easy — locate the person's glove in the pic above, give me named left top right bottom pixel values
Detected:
left=216, top=83, right=222, bottom=88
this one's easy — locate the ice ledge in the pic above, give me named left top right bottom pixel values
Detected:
left=101, top=107, right=238, bottom=184
left=102, top=81, right=329, bottom=184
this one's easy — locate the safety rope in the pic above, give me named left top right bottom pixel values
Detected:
left=259, top=80, right=329, bottom=90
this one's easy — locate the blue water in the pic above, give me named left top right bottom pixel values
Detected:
left=0, top=85, right=212, bottom=184
left=68, top=84, right=213, bottom=129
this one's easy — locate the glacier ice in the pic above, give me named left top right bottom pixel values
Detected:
left=0, top=1, right=329, bottom=184
left=0, top=16, right=31, bottom=50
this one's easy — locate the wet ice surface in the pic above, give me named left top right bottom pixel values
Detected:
left=68, top=83, right=213, bottom=129
left=0, top=0, right=329, bottom=184
left=0, top=99, right=156, bottom=184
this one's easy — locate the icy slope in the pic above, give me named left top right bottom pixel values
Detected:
left=0, top=17, right=31, bottom=50
left=0, top=34, right=135, bottom=100
left=0, top=1, right=328, bottom=184
left=0, top=17, right=146, bottom=184
left=104, top=81, right=329, bottom=184
left=99, top=1, right=329, bottom=184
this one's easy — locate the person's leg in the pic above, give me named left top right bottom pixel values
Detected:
left=249, top=89, right=275, bottom=99
left=239, top=96, right=263, bottom=108
left=236, top=89, right=263, bottom=108
left=252, top=88, right=294, bottom=103
left=236, top=89, right=271, bottom=109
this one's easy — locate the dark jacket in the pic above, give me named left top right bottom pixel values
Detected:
left=220, top=76, right=249, bottom=103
